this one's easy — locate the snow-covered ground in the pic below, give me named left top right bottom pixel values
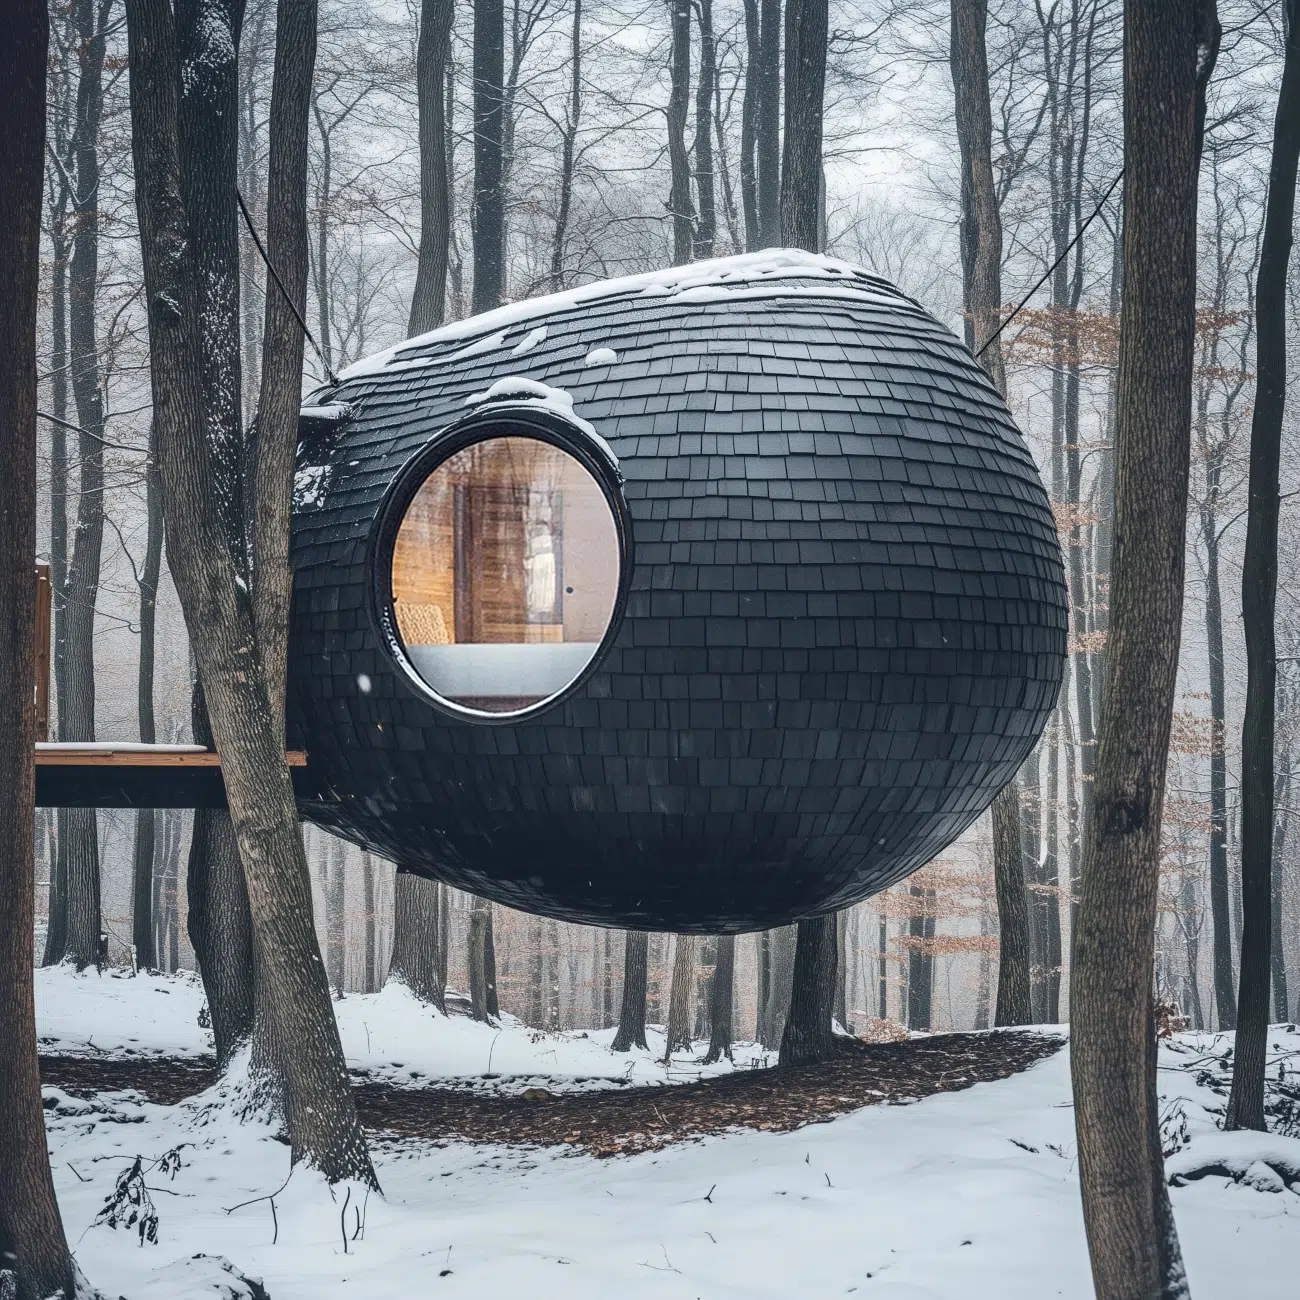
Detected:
left=34, top=966, right=772, bottom=1092
left=34, top=969, right=1300, bottom=1298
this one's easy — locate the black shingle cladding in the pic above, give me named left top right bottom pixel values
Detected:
left=287, top=263, right=1066, bottom=933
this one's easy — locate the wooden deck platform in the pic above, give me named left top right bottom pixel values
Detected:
left=35, top=745, right=315, bottom=809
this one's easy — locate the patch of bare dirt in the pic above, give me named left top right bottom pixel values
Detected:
left=39, top=1031, right=1062, bottom=1157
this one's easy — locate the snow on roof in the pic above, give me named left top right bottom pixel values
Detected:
left=336, top=248, right=905, bottom=381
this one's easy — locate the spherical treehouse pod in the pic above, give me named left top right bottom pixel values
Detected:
left=287, top=251, right=1067, bottom=933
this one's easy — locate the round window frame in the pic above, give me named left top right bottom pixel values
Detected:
left=370, top=403, right=633, bottom=724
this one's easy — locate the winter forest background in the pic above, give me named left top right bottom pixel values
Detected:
left=34, top=0, right=1296, bottom=1038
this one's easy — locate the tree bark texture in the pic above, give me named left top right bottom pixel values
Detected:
left=779, top=913, right=837, bottom=1065
left=1068, top=2, right=1211, bottom=1292
left=755, top=0, right=780, bottom=245
left=61, top=0, right=115, bottom=972
left=549, top=0, right=582, bottom=292
left=1227, top=0, right=1299, bottom=1133
left=362, top=852, right=377, bottom=993
left=666, top=0, right=694, bottom=264
left=950, top=0, right=1037, bottom=1028
left=739, top=0, right=760, bottom=248
left=992, top=783, right=1032, bottom=1024
left=1202, top=489, right=1235, bottom=1028
left=703, top=934, right=735, bottom=1063
left=126, top=0, right=375, bottom=1187
left=906, top=891, right=934, bottom=1031
left=187, top=806, right=257, bottom=1069
left=778, top=0, right=825, bottom=253
left=251, top=0, right=317, bottom=737
left=327, top=836, right=345, bottom=994
left=409, top=0, right=453, bottom=332
left=612, top=930, right=649, bottom=1051
left=472, top=0, right=505, bottom=311
left=692, top=0, right=717, bottom=258
left=131, top=424, right=165, bottom=969
left=468, top=895, right=497, bottom=1021
left=760, top=923, right=796, bottom=1048
left=0, top=4, right=79, bottom=1291
left=663, top=934, right=696, bottom=1056
left=388, top=871, right=447, bottom=1010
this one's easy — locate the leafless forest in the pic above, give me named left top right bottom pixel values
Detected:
left=30, top=0, right=1294, bottom=1042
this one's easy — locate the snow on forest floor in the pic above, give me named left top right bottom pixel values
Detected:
left=34, top=968, right=1300, bottom=1299
left=34, top=966, right=772, bottom=1093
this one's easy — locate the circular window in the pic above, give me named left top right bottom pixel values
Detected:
left=385, top=423, right=624, bottom=719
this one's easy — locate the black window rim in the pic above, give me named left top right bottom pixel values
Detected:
left=369, top=402, right=633, bottom=725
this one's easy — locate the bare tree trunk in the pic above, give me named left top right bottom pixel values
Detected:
left=468, top=894, right=496, bottom=1021
left=0, top=8, right=80, bottom=1291
left=754, top=0, right=780, bottom=245
left=692, top=0, right=716, bottom=259
left=906, top=890, right=934, bottom=1031
left=666, top=0, right=694, bottom=264
left=950, top=0, right=1035, bottom=1028
left=362, top=851, right=377, bottom=992
left=1272, top=759, right=1291, bottom=1021
left=778, top=0, right=824, bottom=253
left=663, top=934, right=696, bottom=1057
left=62, top=0, right=114, bottom=972
left=1203, top=495, right=1235, bottom=1027
left=1069, top=2, right=1214, bottom=1291
left=739, top=0, right=759, bottom=249
left=471, top=0, right=505, bottom=311
left=484, top=902, right=499, bottom=1017
left=779, top=914, right=837, bottom=1065
left=612, top=930, right=649, bottom=1051
left=131, top=425, right=164, bottom=970
left=1227, top=0, right=1299, bottom=1133
left=127, top=0, right=375, bottom=1187
left=409, top=0, right=453, bottom=333
left=42, top=64, right=73, bottom=968
left=548, top=0, right=581, bottom=292
left=761, top=923, right=795, bottom=1047
left=187, top=805, right=255, bottom=1066
left=834, top=909, right=848, bottom=1028
left=388, top=871, right=447, bottom=1011
left=327, top=836, right=345, bottom=994
left=703, top=934, right=735, bottom=1062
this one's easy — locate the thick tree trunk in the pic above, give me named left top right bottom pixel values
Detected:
left=471, top=0, right=505, bottom=311
left=187, top=805, right=256, bottom=1068
left=1068, top=2, right=1213, bottom=1291
left=1227, top=1, right=1299, bottom=1134
left=127, top=0, right=374, bottom=1187
left=131, top=426, right=164, bottom=970
left=666, top=0, right=694, bottom=265
left=779, top=914, right=837, bottom=1065
left=388, top=871, right=447, bottom=1011
left=703, top=934, right=735, bottom=1063
left=484, top=902, right=499, bottom=1017
left=754, top=0, right=780, bottom=245
left=663, top=935, right=696, bottom=1057
left=1271, top=762, right=1290, bottom=1021
left=611, top=930, right=649, bottom=1051
left=692, top=0, right=717, bottom=259
left=409, top=0, right=453, bottom=333
left=0, top=6, right=79, bottom=1290
left=778, top=0, right=825, bottom=253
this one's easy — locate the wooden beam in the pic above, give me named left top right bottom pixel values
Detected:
left=34, top=746, right=308, bottom=767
